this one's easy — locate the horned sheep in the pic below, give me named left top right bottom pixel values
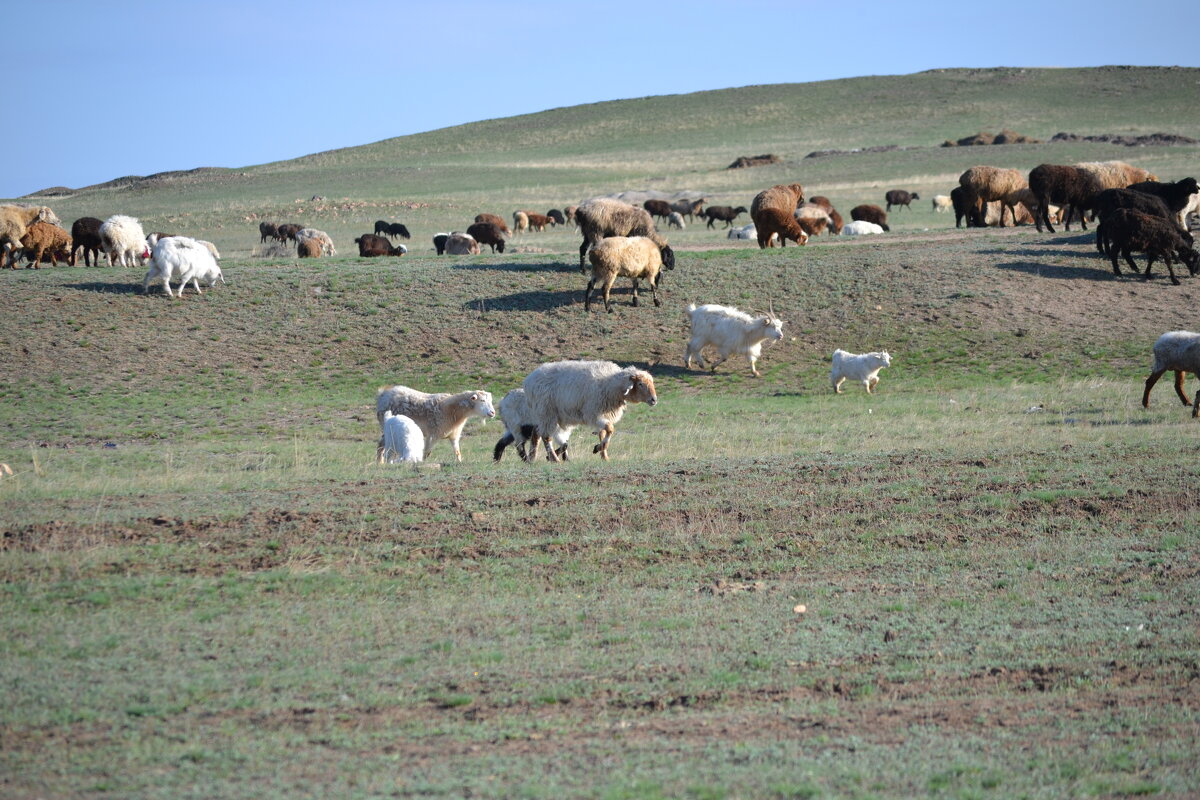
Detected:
left=585, top=236, right=675, bottom=312
left=0, top=205, right=61, bottom=268
left=831, top=349, right=892, bottom=394
left=375, top=385, right=495, bottom=462
left=1143, top=331, right=1200, bottom=417
left=521, top=360, right=657, bottom=462
left=684, top=303, right=784, bottom=378
left=380, top=411, right=425, bottom=464
left=142, top=236, right=225, bottom=298
left=574, top=198, right=663, bottom=270
left=99, top=215, right=149, bottom=267
left=492, top=388, right=572, bottom=462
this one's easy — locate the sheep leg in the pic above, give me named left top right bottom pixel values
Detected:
left=584, top=277, right=597, bottom=312
left=630, top=278, right=639, bottom=307
left=591, top=424, right=615, bottom=460
left=748, top=354, right=760, bottom=378
left=1174, top=371, right=1191, bottom=406
left=578, top=240, right=590, bottom=272
left=649, top=275, right=662, bottom=307
left=543, top=435, right=561, bottom=463
left=603, top=275, right=617, bottom=313
left=832, top=376, right=845, bottom=394
left=1142, top=370, right=1165, bottom=408
left=1162, top=255, right=1181, bottom=286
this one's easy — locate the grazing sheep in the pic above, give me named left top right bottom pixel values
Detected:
left=295, top=228, right=336, bottom=256
left=564, top=205, right=578, bottom=226
left=142, top=236, right=224, bottom=298
left=526, top=212, right=554, bottom=231
left=380, top=411, right=425, bottom=464
left=474, top=213, right=511, bottom=235
left=465, top=222, right=507, bottom=253
left=386, top=223, right=411, bottom=240
left=521, top=360, right=657, bottom=462
left=547, top=209, right=566, bottom=227
left=276, top=223, right=304, bottom=243
left=727, top=223, right=757, bottom=240
left=375, top=385, right=496, bottom=462
left=1142, top=331, right=1200, bottom=417
left=1093, top=189, right=1178, bottom=255
left=753, top=207, right=808, bottom=248
left=885, top=189, right=920, bottom=212
left=99, top=215, right=149, bottom=267
left=513, top=211, right=530, bottom=235
left=373, top=220, right=390, bottom=237
left=849, top=205, right=890, bottom=231
left=1103, top=209, right=1199, bottom=285
left=1128, top=178, right=1200, bottom=229
left=1028, top=164, right=1102, bottom=233
left=667, top=211, right=685, bottom=229
left=684, top=303, right=784, bottom=377
left=950, top=186, right=981, bottom=228
left=70, top=217, right=105, bottom=267
left=354, top=234, right=406, bottom=257
left=574, top=198, right=663, bottom=270
left=643, top=199, right=673, bottom=221
left=259, top=222, right=280, bottom=243
left=958, top=167, right=1029, bottom=228
left=842, top=220, right=885, bottom=236
left=16, top=221, right=72, bottom=268
left=298, top=239, right=322, bottom=258
left=492, top=388, right=572, bottom=462
left=796, top=204, right=834, bottom=236
left=433, top=233, right=450, bottom=255
left=831, top=349, right=892, bottom=394
left=585, top=236, right=675, bottom=312
left=751, top=183, right=805, bottom=218
left=704, top=205, right=747, bottom=229
left=445, top=232, right=480, bottom=255
left=932, top=195, right=953, bottom=213
left=0, top=205, right=61, bottom=268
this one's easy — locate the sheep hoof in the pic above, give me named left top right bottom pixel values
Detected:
left=653, top=298, right=662, bottom=307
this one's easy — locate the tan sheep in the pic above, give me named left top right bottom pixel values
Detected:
left=958, top=166, right=1029, bottom=227
left=585, top=236, right=675, bottom=313
left=1075, top=161, right=1157, bottom=191
left=0, top=205, right=61, bottom=268
left=16, top=221, right=73, bottom=268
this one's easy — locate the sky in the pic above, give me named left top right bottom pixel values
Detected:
left=4, top=0, right=1196, bottom=199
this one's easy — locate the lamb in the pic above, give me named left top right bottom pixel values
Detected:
left=521, top=360, right=657, bottom=462
left=727, top=224, right=757, bottom=240
left=831, top=349, right=892, bottom=394
left=885, top=189, right=919, bottom=212
left=354, top=233, right=407, bottom=256
left=99, top=215, right=149, bottom=267
left=474, top=213, right=511, bottom=235
left=0, top=205, right=61, bottom=268
left=295, top=228, right=336, bottom=256
left=703, top=205, right=747, bottom=228
left=492, top=388, right=572, bottom=462
left=667, top=211, right=685, bottom=229
left=1128, top=178, right=1200, bottom=229
left=259, top=222, right=280, bottom=243
left=574, top=198, right=663, bottom=270
left=585, top=236, right=675, bottom=312
left=1102, top=209, right=1199, bottom=285
left=753, top=207, right=808, bottom=248
left=445, top=232, right=481, bottom=255
left=1142, top=331, right=1200, bottom=417
left=465, top=222, right=507, bottom=253
left=1028, top=164, right=1102, bottom=233
left=842, top=220, right=885, bottom=236
left=958, top=167, right=1028, bottom=228
left=298, top=239, right=322, bottom=258
left=1092, top=189, right=1178, bottom=255
left=643, top=199, right=673, bottom=221
left=525, top=212, right=554, bottom=231
left=142, top=236, right=224, bottom=298
left=950, top=186, right=981, bottom=228
left=379, top=411, right=425, bottom=464
left=850, top=205, right=890, bottom=232
left=433, top=233, right=450, bottom=255
left=512, top=211, right=530, bottom=235
left=70, top=217, right=105, bottom=267
left=684, top=303, right=784, bottom=377
left=16, top=221, right=72, bottom=268
left=932, top=195, right=953, bottom=213
left=375, top=385, right=496, bottom=462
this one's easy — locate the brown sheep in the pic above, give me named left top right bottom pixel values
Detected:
left=474, top=213, right=511, bottom=235
left=754, top=207, right=809, bottom=248
left=354, top=234, right=406, bottom=257
left=297, top=239, right=322, bottom=258
left=751, top=184, right=805, bottom=246
left=14, top=221, right=72, bottom=268
left=958, top=167, right=1028, bottom=227
left=259, top=222, right=280, bottom=243
left=575, top=198, right=663, bottom=270
left=1075, top=161, right=1157, bottom=191
left=465, top=222, right=507, bottom=253
left=850, top=204, right=890, bottom=231
left=1028, top=164, right=1103, bottom=233
left=70, top=217, right=105, bottom=266
left=643, top=199, right=673, bottom=221
left=885, top=189, right=920, bottom=212
left=796, top=215, right=829, bottom=237
left=526, top=212, right=554, bottom=231
left=750, top=183, right=805, bottom=220
left=0, top=205, right=61, bottom=269
left=703, top=205, right=747, bottom=228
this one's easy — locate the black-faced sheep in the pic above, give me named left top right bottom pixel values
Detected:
left=643, top=199, right=673, bottom=221
left=521, top=360, right=657, bottom=462
left=99, top=215, right=149, bottom=267
left=15, top=221, right=72, bottom=268
left=850, top=204, right=890, bottom=232
left=1143, top=331, right=1200, bottom=417
left=474, top=213, right=512, bottom=235
left=703, top=205, right=747, bottom=229
left=70, top=217, right=105, bottom=267
left=585, top=236, right=675, bottom=312
left=958, top=167, right=1027, bottom=228
left=754, top=207, right=809, bottom=248
left=354, top=234, right=407, bottom=257
left=1103, top=209, right=1199, bottom=285
left=885, top=189, right=919, bottom=212
left=375, top=386, right=496, bottom=463
left=1, top=205, right=61, bottom=268
left=1028, top=164, right=1102, bottom=233
left=465, top=222, right=507, bottom=253
left=684, top=303, right=784, bottom=377
left=493, top=388, right=571, bottom=463
left=575, top=198, right=663, bottom=271
left=1128, top=178, right=1200, bottom=229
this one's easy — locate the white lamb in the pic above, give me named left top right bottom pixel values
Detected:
left=380, top=411, right=425, bottom=464
left=727, top=224, right=757, bottom=240
left=99, top=215, right=149, bottom=267
left=684, top=303, right=784, bottom=377
left=831, top=349, right=893, bottom=394
left=375, top=385, right=495, bottom=462
left=842, top=220, right=885, bottom=236
left=492, top=388, right=573, bottom=462
left=142, top=236, right=224, bottom=298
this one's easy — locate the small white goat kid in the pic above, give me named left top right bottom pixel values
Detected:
left=831, top=349, right=893, bottom=394
left=380, top=411, right=425, bottom=464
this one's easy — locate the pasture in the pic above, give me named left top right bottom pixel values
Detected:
left=3, top=67, right=1200, bottom=798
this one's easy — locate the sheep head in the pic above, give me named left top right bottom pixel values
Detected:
left=622, top=370, right=657, bottom=406
left=660, top=244, right=675, bottom=270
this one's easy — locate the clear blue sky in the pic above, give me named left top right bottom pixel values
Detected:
left=4, top=0, right=1194, bottom=199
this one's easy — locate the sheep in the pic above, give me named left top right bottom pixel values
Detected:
left=142, top=236, right=224, bottom=298
left=727, top=223, right=757, bottom=240
left=474, top=213, right=511, bottom=235
left=526, top=212, right=554, bottom=231
left=375, top=385, right=496, bottom=462
left=465, top=222, right=507, bottom=253
left=1102, top=209, right=1199, bottom=285
left=513, top=211, right=530, bottom=235
left=259, top=222, right=280, bottom=243
left=1028, top=164, right=1102, bottom=233
left=842, top=220, right=885, bottom=236
left=521, top=360, right=657, bottom=462
left=585, top=236, right=675, bottom=312
left=795, top=215, right=829, bottom=237
left=831, top=349, right=892, bottom=394
left=671, top=198, right=705, bottom=222
left=295, top=228, right=336, bottom=256
left=70, top=217, right=105, bottom=267
left=684, top=303, right=784, bottom=377
left=1128, top=178, right=1200, bottom=229
left=379, top=411, right=425, bottom=464
left=704, top=205, right=747, bottom=229
left=354, top=233, right=407, bottom=256
left=197, top=240, right=221, bottom=261
left=958, top=166, right=1031, bottom=228
left=932, top=195, right=953, bottom=213
left=547, top=209, right=566, bottom=227
left=1075, top=161, right=1157, bottom=192
left=643, top=199, right=673, bottom=221
left=667, top=211, right=685, bottom=229
left=574, top=198, right=663, bottom=271
left=276, top=223, right=304, bottom=242
left=806, top=197, right=845, bottom=233
left=99, top=215, right=149, bottom=267
left=445, top=232, right=481, bottom=255
left=885, top=189, right=920, bottom=212
left=0, top=205, right=61, bottom=268
left=564, top=205, right=578, bottom=226
left=433, top=233, right=450, bottom=255
left=373, top=220, right=390, bottom=237
left=950, top=186, right=981, bottom=228
left=850, top=205, right=890, bottom=232
left=1093, top=188, right=1178, bottom=255
left=750, top=183, right=805, bottom=219
left=298, top=239, right=322, bottom=258
left=492, top=388, right=572, bottom=462
left=796, top=204, right=833, bottom=236
left=1142, top=331, right=1200, bottom=417
left=15, top=221, right=72, bottom=268
left=752, top=207, right=808, bottom=248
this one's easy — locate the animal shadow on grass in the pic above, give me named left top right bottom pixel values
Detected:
left=469, top=289, right=579, bottom=312
left=624, top=360, right=693, bottom=379
left=451, top=259, right=577, bottom=274
left=993, top=259, right=1119, bottom=282
left=68, top=281, right=144, bottom=295
left=981, top=244, right=1098, bottom=261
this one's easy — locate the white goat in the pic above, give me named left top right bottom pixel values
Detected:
left=375, top=385, right=495, bottom=462
left=142, top=237, right=224, bottom=298
left=492, top=388, right=573, bottom=462
left=1142, top=331, right=1200, bottom=417
left=522, top=360, right=657, bottom=462
left=100, top=215, right=149, bottom=267
left=831, top=349, right=893, bottom=394
left=684, top=303, right=784, bottom=377
left=380, top=411, right=425, bottom=464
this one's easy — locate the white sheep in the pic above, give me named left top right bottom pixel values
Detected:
left=932, top=195, right=953, bottom=213
left=585, top=236, right=675, bottom=312
left=841, top=220, right=885, bottom=236
left=0, top=205, right=61, bottom=268
left=831, top=349, right=893, bottom=394
left=295, top=228, right=336, bottom=256
left=375, top=385, right=495, bottom=462
left=684, top=303, right=784, bottom=377
left=727, top=224, right=757, bottom=240
left=492, top=388, right=573, bottom=462
left=99, top=215, right=149, bottom=267
left=667, top=211, right=685, bottom=229
left=142, top=236, right=224, bottom=298
left=522, top=360, right=657, bottom=462
left=1142, top=331, right=1200, bottom=417
left=380, top=411, right=425, bottom=464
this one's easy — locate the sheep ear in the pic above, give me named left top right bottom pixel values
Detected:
left=623, top=377, right=635, bottom=396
